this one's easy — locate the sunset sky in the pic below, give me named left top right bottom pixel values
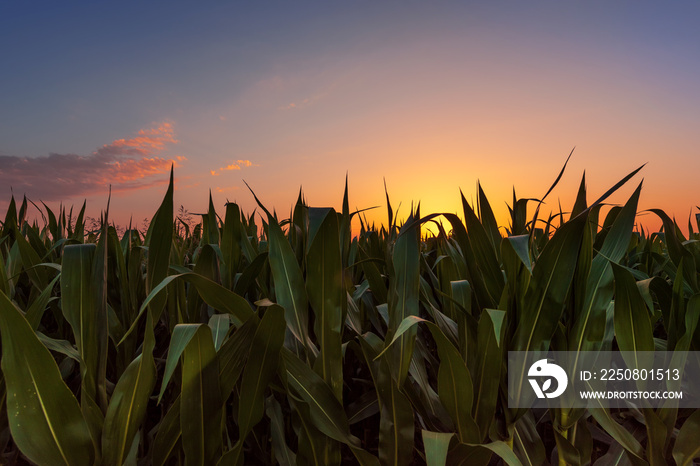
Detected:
left=1, top=2, right=699, bottom=233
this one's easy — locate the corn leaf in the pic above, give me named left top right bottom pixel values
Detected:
left=266, top=212, right=314, bottom=352
left=0, top=289, right=94, bottom=466
left=673, top=409, right=700, bottom=466
left=180, top=324, right=223, bottom=465
left=101, top=311, right=156, bottom=465
left=307, top=208, right=344, bottom=401
left=361, top=333, right=415, bottom=466
left=237, top=305, right=286, bottom=441
left=145, top=165, right=174, bottom=320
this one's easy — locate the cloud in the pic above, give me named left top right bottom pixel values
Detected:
left=215, top=186, right=240, bottom=193
left=0, top=122, right=180, bottom=200
left=279, top=94, right=325, bottom=110
left=210, top=159, right=256, bottom=176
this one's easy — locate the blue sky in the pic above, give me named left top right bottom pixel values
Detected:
left=1, top=1, right=699, bottom=229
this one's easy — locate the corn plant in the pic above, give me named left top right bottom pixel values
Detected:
left=0, top=163, right=699, bottom=465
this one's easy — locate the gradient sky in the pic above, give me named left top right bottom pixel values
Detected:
left=2, top=1, right=699, bottom=233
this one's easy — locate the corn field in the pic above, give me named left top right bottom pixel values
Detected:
left=0, top=163, right=699, bottom=466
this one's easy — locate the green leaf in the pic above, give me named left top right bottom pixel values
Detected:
left=559, top=185, right=642, bottom=428
left=513, top=412, right=546, bottom=466
left=145, top=166, right=174, bottom=319
left=361, top=333, right=414, bottom=466
left=14, top=226, right=49, bottom=291
left=61, top=244, right=108, bottom=412
left=589, top=408, right=646, bottom=465
left=374, top=315, right=426, bottom=360
left=422, top=431, right=453, bottom=466
left=218, top=316, right=259, bottom=399
left=36, top=332, right=80, bottom=362
left=0, top=290, right=94, bottom=466
left=203, top=190, right=220, bottom=246
left=652, top=208, right=698, bottom=293
left=158, top=324, right=203, bottom=402
left=180, top=325, right=223, bottom=465
left=441, top=213, right=495, bottom=310
left=641, top=408, right=666, bottom=466
left=569, top=182, right=641, bottom=355
left=612, top=263, right=655, bottom=355
left=25, top=274, right=60, bottom=330
left=209, top=313, right=230, bottom=351
left=510, top=213, right=587, bottom=409
left=570, top=172, right=588, bottom=219
left=157, top=316, right=262, bottom=465
left=233, top=251, right=268, bottom=297
left=461, top=192, right=505, bottom=305
left=0, top=242, right=9, bottom=296
left=288, top=397, right=329, bottom=466
left=472, top=309, right=503, bottom=438
left=280, top=348, right=380, bottom=466
left=347, top=391, right=380, bottom=425
left=429, top=324, right=481, bottom=444
left=307, top=208, right=344, bottom=401
left=221, top=203, right=243, bottom=289
left=477, top=183, right=503, bottom=256
left=1, top=195, right=17, bottom=239
left=266, top=212, right=314, bottom=352
left=504, top=235, right=532, bottom=273
left=361, top=257, right=388, bottom=305
left=478, top=441, right=523, bottom=466
left=152, top=396, right=182, bottom=466
left=101, top=311, right=156, bottom=465
left=447, top=441, right=523, bottom=466
left=120, top=271, right=254, bottom=344
left=266, top=396, right=297, bottom=466
left=383, top=315, right=481, bottom=444
left=219, top=308, right=284, bottom=466
left=673, top=410, right=700, bottom=466
left=387, top=215, right=421, bottom=386
left=72, top=200, right=86, bottom=241
left=238, top=305, right=286, bottom=441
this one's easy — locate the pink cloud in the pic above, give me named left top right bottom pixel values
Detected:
left=0, top=122, right=181, bottom=200
left=215, top=186, right=240, bottom=193
left=209, top=159, right=256, bottom=176
left=279, top=94, right=324, bottom=110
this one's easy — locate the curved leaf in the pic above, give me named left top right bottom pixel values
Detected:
left=0, top=290, right=94, bottom=466
left=102, top=311, right=156, bottom=465
left=673, top=410, right=700, bottom=466
left=307, top=208, right=344, bottom=401
left=120, top=271, right=254, bottom=344
left=180, top=325, right=222, bottom=465
left=238, top=305, right=286, bottom=440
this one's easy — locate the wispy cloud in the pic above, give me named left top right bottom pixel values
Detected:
left=215, top=186, right=240, bottom=193
left=0, top=122, right=181, bottom=200
left=209, top=159, right=256, bottom=176
left=279, top=94, right=324, bottom=110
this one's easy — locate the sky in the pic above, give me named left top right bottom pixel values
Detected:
left=1, top=1, right=699, bottom=234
